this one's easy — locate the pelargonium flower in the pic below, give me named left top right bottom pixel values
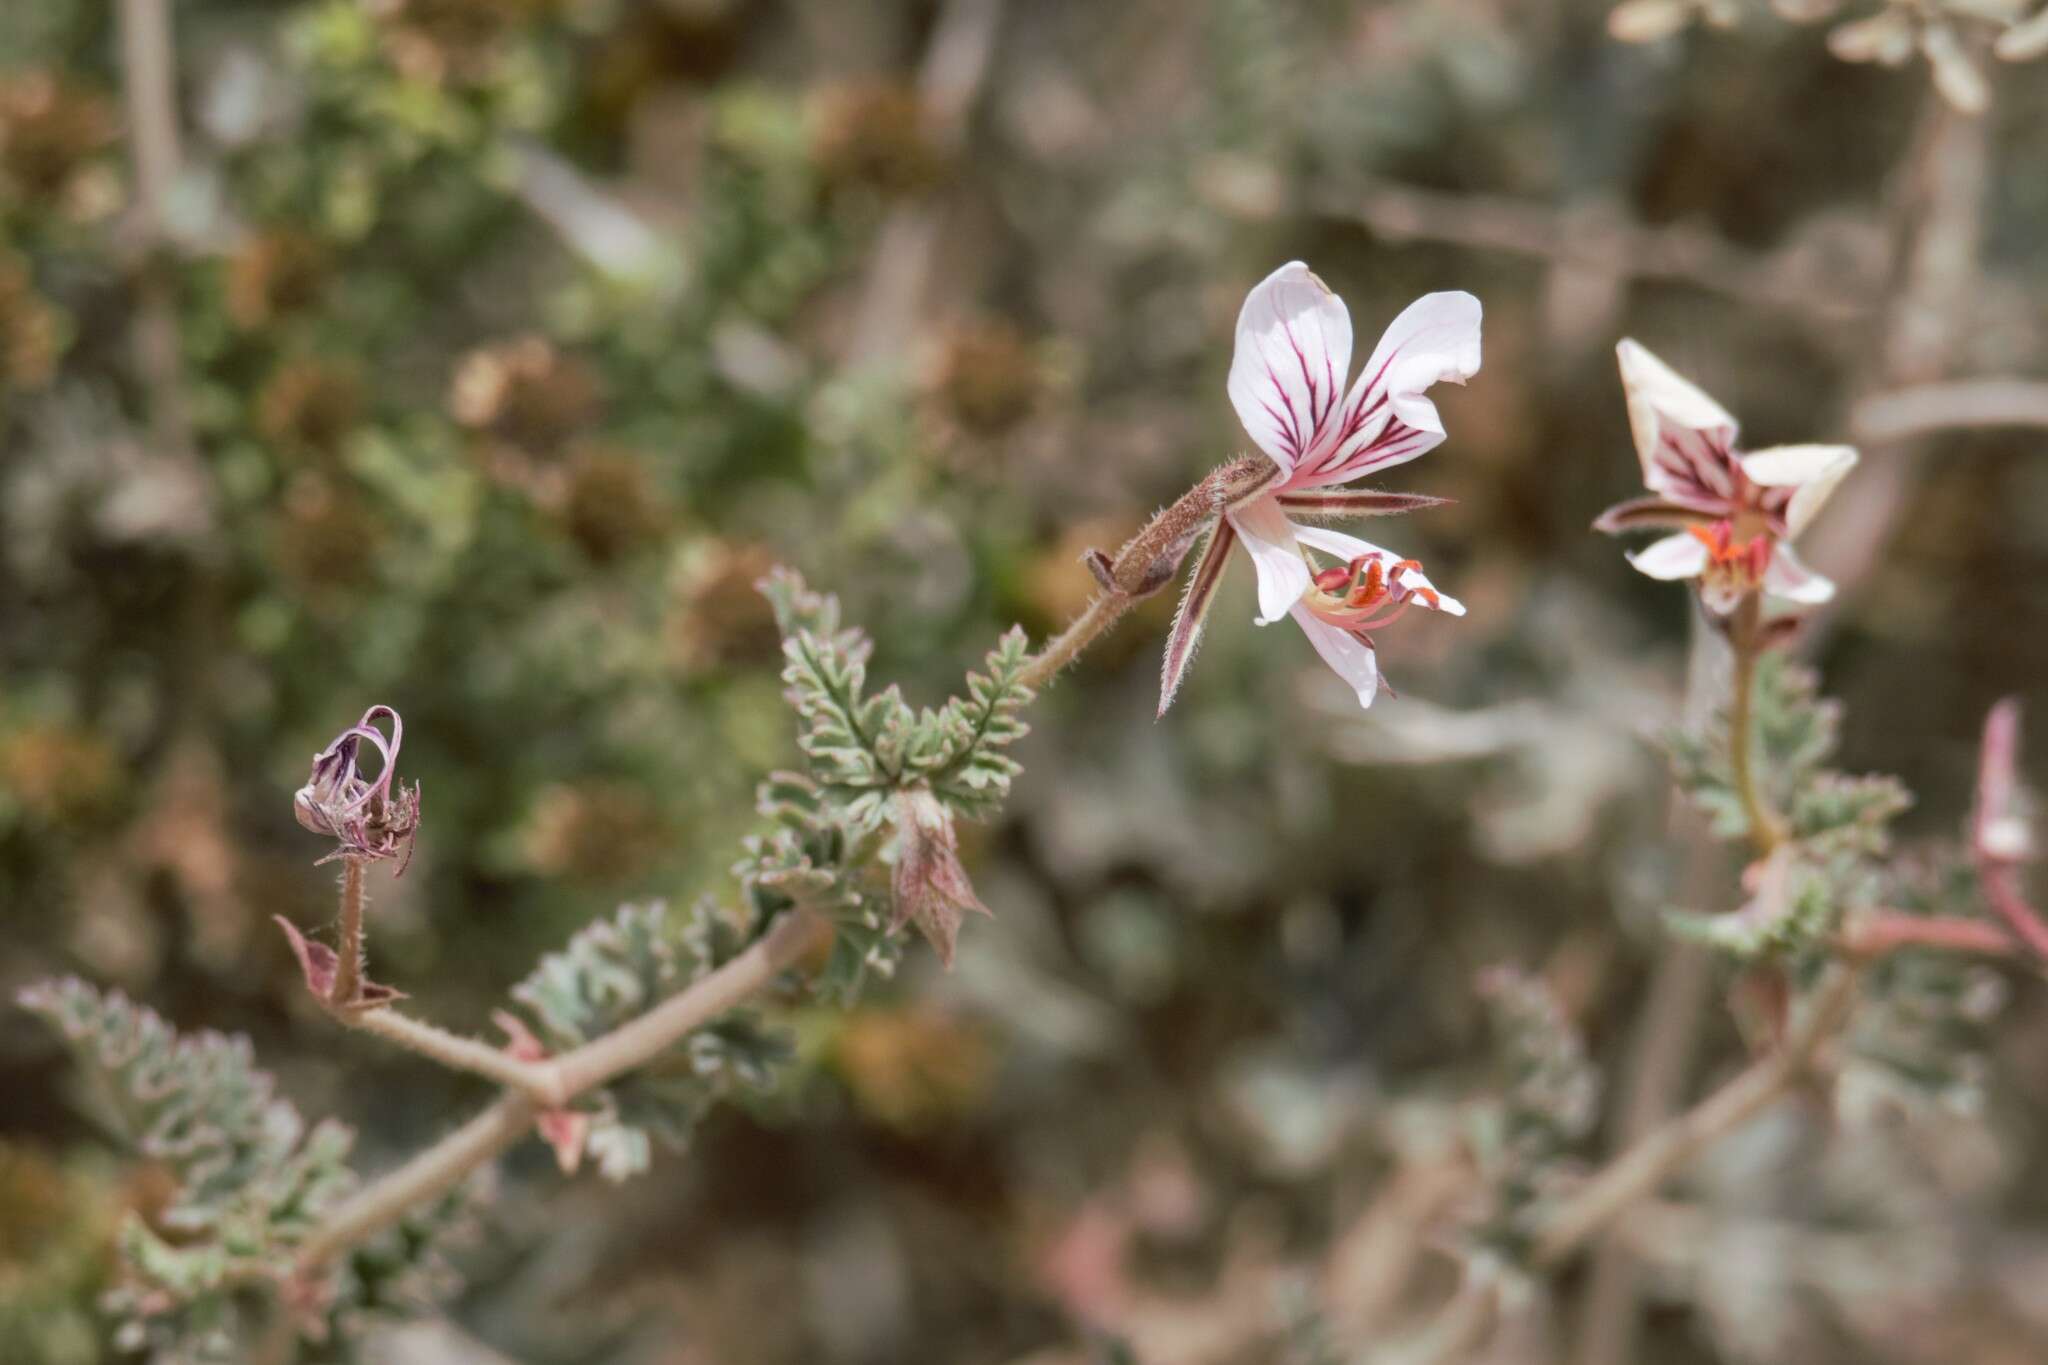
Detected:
left=1595, top=340, right=1857, bottom=615
left=1159, top=262, right=1481, bottom=712
left=293, top=704, right=422, bottom=869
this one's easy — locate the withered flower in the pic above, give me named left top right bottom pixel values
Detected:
left=256, top=359, right=363, bottom=464
left=0, top=71, right=117, bottom=200
left=449, top=335, right=602, bottom=465
left=367, top=0, right=559, bottom=86
left=0, top=252, right=64, bottom=400
left=889, top=788, right=990, bottom=967
left=293, top=705, right=421, bottom=870
left=810, top=81, right=946, bottom=197
left=666, top=539, right=782, bottom=674
left=269, top=474, right=381, bottom=593
left=559, top=445, right=669, bottom=563
left=225, top=231, right=329, bottom=332
left=933, top=321, right=1046, bottom=438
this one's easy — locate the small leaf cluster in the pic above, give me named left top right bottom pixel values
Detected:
left=761, top=568, right=1034, bottom=821
left=758, top=567, right=1033, bottom=964
left=1664, top=656, right=1911, bottom=961
left=510, top=901, right=790, bottom=1181
left=1464, top=968, right=1601, bottom=1257
left=738, top=770, right=897, bottom=1004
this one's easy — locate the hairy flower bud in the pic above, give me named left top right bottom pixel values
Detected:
left=293, top=705, right=422, bottom=869
left=889, top=788, right=990, bottom=967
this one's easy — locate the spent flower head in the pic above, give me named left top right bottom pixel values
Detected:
left=889, top=788, right=990, bottom=967
left=1159, top=262, right=1480, bottom=713
left=293, top=705, right=422, bottom=870
left=1595, top=339, right=1856, bottom=616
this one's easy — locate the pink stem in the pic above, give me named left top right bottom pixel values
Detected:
left=1841, top=911, right=2014, bottom=960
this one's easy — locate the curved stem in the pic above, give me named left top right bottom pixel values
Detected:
left=1727, top=592, right=1785, bottom=856
left=295, top=1094, right=538, bottom=1273
left=1016, top=592, right=1130, bottom=691
left=351, top=1008, right=561, bottom=1103
left=296, top=909, right=830, bottom=1271
left=1528, top=966, right=1857, bottom=1269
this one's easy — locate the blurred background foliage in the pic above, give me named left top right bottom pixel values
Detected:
left=3, top=0, right=2047, bottom=1361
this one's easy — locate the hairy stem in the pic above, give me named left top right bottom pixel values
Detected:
left=329, top=860, right=365, bottom=1011
left=294, top=1093, right=537, bottom=1273
left=1017, top=456, right=1271, bottom=691
left=296, top=909, right=830, bottom=1270
left=1528, top=966, right=1857, bottom=1269
left=543, top=909, right=831, bottom=1099
left=1727, top=593, right=1785, bottom=856
left=1016, top=592, right=1130, bottom=692
left=351, top=1009, right=559, bottom=1101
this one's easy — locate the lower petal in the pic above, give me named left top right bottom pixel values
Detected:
left=1290, top=603, right=1380, bottom=708
left=1229, top=496, right=1312, bottom=625
left=1627, top=532, right=1712, bottom=581
left=1764, top=541, right=1835, bottom=604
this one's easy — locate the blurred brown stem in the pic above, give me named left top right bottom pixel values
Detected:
left=117, top=0, right=194, bottom=457
left=1852, top=378, right=2048, bottom=442
left=1840, top=911, right=2014, bottom=959
left=1319, top=180, right=1872, bottom=321
left=1528, top=966, right=1858, bottom=1269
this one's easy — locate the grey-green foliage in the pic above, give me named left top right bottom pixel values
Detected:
left=17, top=981, right=363, bottom=1357
left=761, top=567, right=1034, bottom=820
left=1668, top=656, right=1907, bottom=847
left=1663, top=845, right=1883, bottom=962
left=1848, top=850, right=2009, bottom=1114
left=738, top=769, right=897, bottom=1004
left=756, top=566, right=1032, bottom=968
left=18, top=978, right=356, bottom=1257
left=1664, top=656, right=1911, bottom=960
left=509, top=900, right=790, bottom=1181
left=1466, top=968, right=1601, bottom=1258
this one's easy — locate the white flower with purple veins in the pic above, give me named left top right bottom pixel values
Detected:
left=1595, top=339, right=1857, bottom=615
left=1159, top=262, right=1481, bottom=713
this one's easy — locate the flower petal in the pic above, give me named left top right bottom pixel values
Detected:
left=1158, top=518, right=1237, bottom=717
left=1616, top=339, right=1742, bottom=507
left=1763, top=540, right=1835, bottom=604
left=1226, top=262, right=1353, bottom=476
left=1289, top=603, right=1380, bottom=708
left=1293, top=291, right=1483, bottom=487
left=1292, top=523, right=1465, bottom=615
left=1740, top=443, right=1857, bottom=536
left=1626, top=530, right=1712, bottom=580
left=1228, top=495, right=1312, bottom=626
